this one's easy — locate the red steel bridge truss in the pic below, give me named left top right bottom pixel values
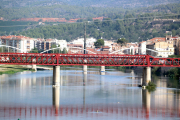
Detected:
left=0, top=53, right=180, bottom=67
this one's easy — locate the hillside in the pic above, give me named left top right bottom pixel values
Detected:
left=0, top=3, right=180, bottom=21
left=1, top=0, right=180, bottom=8
left=17, top=16, right=180, bottom=42
left=0, top=3, right=179, bottom=42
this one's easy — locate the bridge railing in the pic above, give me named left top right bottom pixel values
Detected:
left=0, top=53, right=180, bottom=67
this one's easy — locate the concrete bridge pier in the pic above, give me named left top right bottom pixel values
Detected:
left=100, top=66, right=105, bottom=75
left=142, top=67, right=151, bottom=86
left=32, top=58, right=37, bottom=71
left=83, top=65, right=87, bottom=74
left=53, top=66, right=60, bottom=86
left=32, top=64, right=37, bottom=71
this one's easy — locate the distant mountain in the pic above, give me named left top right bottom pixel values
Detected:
left=1, top=0, right=180, bottom=8
left=58, top=0, right=180, bottom=8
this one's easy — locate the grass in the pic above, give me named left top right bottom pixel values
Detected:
left=0, top=65, right=35, bottom=75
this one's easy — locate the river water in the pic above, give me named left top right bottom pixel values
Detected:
left=0, top=67, right=180, bottom=120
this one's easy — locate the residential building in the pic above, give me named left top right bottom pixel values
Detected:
left=86, top=47, right=109, bottom=54
left=141, top=37, right=166, bottom=56
left=45, top=39, right=56, bottom=50
left=104, top=40, right=114, bottom=52
left=146, top=37, right=165, bottom=44
left=166, top=35, right=180, bottom=55
left=146, top=41, right=174, bottom=57
left=34, top=38, right=56, bottom=51
left=110, top=43, right=123, bottom=54
left=55, top=40, right=67, bottom=51
left=126, top=42, right=139, bottom=55
left=0, top=35, right=34, bottom=53
left=102, top=46, right=110, bottom=51
left=34, top=38, right=45, bottom=51
left=138, top=41, right=146, bottom=55
left=71, top=37, right=96, bottom=48
left=67, top=44, right=83, bottom=54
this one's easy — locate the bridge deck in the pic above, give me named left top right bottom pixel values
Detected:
left=0, top=53, right=180, bottom=67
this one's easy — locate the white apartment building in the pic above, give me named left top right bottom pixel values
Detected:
left=1, top=35, right=35, bottom=53
left=138, top=41, right=146, bottom=55
left=55, top=39, right=67, bottom=51
left=71, top=37, right=97, bottom=48
left=104, top=40, right=114, bottom=52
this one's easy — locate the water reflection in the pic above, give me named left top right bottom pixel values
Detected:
left=0, top=69, right=180, bottom=120
left=142, top=89, right=151, bottom=119
left=83, top=73, right=87, bottom=109
left=53, top=86, right=60, bottom=115
left=100, top=72, right=105, bottom=75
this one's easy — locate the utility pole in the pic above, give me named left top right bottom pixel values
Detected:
left=84, top=23, right=86, bottom=54
left=83, top=22, right=87, bottom=74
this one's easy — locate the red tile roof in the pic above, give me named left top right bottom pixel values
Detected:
left=0, top=35, right=33, bottom=40
left=67, top=44, right=83, bottom=48
left=102, top=46, right=110, bottom=49
left=148, top=37, right=165, bottom=42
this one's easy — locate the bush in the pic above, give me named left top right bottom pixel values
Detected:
left=146, top=82, right=156, bottom=92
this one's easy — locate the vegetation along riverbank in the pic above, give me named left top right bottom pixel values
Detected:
left=0, top=65, right=34, bottom=75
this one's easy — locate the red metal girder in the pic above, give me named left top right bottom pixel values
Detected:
left=1, top=53, right=180, bottom=67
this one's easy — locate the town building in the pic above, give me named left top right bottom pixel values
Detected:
left=55, top=40, right=67, bottom=51
left=126, top=43, right=139, bottom=55
left=146, top=40, right=174, bottom=57
left=67, top=44, right=83, bottom=54
left=104, top=40, right=114, bottom=52
left=0, top=35, right=34, bottom=53
left=138, top=41, right=146, bottom=55
left=34, top=38, right=45, bottom=51
left=34, top=38, right=56, bottom=52
left=165, top=35, right=180, bottom=55
left=71, top=37, right=96, bottom=48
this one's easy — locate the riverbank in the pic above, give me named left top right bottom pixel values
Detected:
left=0, top=65, right=34, bottom=75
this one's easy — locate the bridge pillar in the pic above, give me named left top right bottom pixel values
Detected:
left=83, top=65, right=87, bottom=74
left=32, top=65, right=37, bottom=71
left=100, top=66, right=105, bottom=72
left=142, top=67, right=151, bottom=86
left=100, top=66, right=105, bottom=75
left=53, top=66, right=60, bottom=86
left=32, top=58, right=37, bottom=71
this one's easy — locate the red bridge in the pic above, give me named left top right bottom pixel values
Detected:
left=0, top=53, right=180, bottom=67
left=1, top=53, right=179, bottom=86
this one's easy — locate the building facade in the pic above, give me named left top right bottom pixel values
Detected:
left=0, top=35, right=34, bottom=53
left=146, top=41, right=174, bottom=57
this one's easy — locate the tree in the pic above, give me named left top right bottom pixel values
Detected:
left=94, top=39, right=104, bottom=48
left=62, top=48, right=67, bottom=54
left=117, top=38, right=128, bottom=47
left=29, top=48, right=39, bottom=53
left=50, top=44, right=60, bottom=53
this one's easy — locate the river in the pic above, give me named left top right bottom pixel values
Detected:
left=0, top=67, right=180, bottom=120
